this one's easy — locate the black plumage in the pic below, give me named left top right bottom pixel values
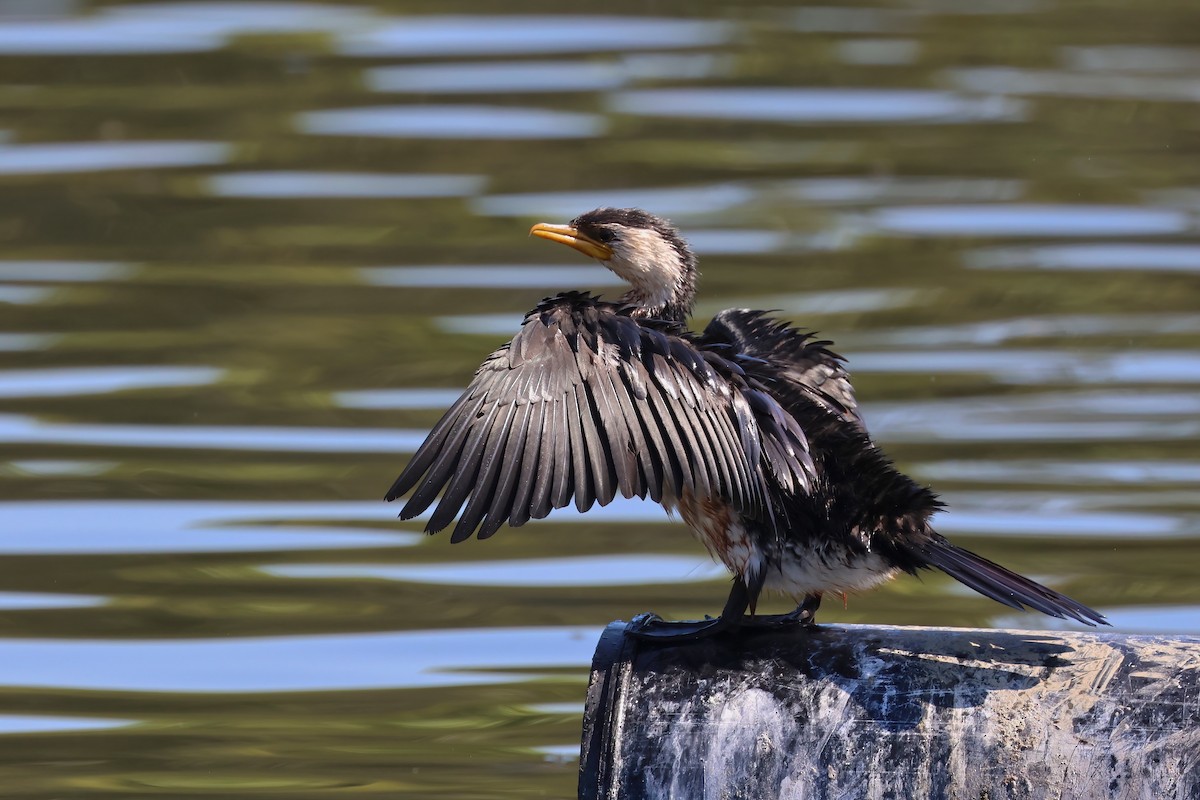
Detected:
left=387, top=207, right=1107, bottom=636
left=388, top=292, right=813, bottom=544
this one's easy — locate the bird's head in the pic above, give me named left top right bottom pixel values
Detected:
left=530, top=207, right=698, bottom=321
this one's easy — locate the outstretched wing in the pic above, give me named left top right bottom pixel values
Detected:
left=387, top=293, right=815, bottom=542
left=702, top=308, right=862, bottom=427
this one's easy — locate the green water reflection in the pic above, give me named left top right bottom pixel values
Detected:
left=1, top=1, right=1199, bottom=797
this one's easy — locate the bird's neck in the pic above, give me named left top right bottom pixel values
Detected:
left=621, top=287, right=694, bottom=323
left=617, top=259, right=698, bottom=323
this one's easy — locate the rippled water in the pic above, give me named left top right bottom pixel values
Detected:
left=2, top=2, right=1198, bottom=797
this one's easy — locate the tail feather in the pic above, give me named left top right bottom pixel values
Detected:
left=915, top=536, right=1108, bottom=626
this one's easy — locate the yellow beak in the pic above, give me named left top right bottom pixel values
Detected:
left=529, top=222, right=613, bottom=261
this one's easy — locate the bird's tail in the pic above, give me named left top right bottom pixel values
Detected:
left=912, top=535, right=1108, bottom=626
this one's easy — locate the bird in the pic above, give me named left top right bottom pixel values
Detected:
left=386, top=207, right=1107, bottom=639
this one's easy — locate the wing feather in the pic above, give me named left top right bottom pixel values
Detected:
left=576, top=380, right=616, bottom=507
left=566, top=382, right=594, bottom=513
left=450, top=400, right=519, bottom=543
left=479, top=396, right=534, bottom=538
left=621, top=348, right=676, bottom=500
left=703, top=308, right=862, bottom=428
left=509, top=397, right=547, bottom=527
left=387, top=293, right=816, bottom=540
left=385, top=388, right=479, bottom=503
left=528, top=396, right=557, bottom=519
left=412, top=395, right=495, bottom=528
left=586, top=340, right=637, bottom=498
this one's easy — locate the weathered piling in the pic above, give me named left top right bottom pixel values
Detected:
left=580, top=615, right=1200, bottom=800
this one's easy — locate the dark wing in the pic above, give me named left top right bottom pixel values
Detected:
left=387, top=293, right=815, bottom=542
left=702, top=308, right=862, bottom=428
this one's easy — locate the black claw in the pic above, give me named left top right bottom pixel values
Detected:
left=793, top=593, right=822, bottom=625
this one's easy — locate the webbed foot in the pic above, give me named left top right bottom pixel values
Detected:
left=628, top=612, right=741, bottom=642
left=742, top=593, right=822, bottom=629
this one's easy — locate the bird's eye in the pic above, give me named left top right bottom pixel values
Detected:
left=592, top=228, right=616, bottom=243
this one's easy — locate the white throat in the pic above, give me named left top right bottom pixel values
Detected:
left=603, top=227, right=685, bottom=312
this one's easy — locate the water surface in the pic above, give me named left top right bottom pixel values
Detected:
left=1, top=2, right=1197, bottom=798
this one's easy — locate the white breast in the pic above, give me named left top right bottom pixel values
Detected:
left=762, top=550, right=898, bottom=596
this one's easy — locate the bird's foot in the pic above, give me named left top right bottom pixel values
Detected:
left=627, top=612, right=740, bottom=642
left=742, top=594, right=821, bottom=630
left=740, top=609, right=818, bottom=630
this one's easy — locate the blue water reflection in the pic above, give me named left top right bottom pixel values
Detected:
left=869, top=391, right=1200, bottom=443
left=0, top=286, right=53, bottom=304
left=938, top=507, right=1183, bottom=538
left=784, top=176, right=1023, bottom=204
left=265, top=555, right=726, bottom=587
left=0, top=500, right=414, bottom=554
left=0, top=627, right=598, bottom=691
left=435, top=313, right=525, bottom=336
left=0, top=715, right=134, bottom=735
left=0, top=524, right=416, bottom=555
left=0, top=284, right=51, bottom=303
left=206, top=172, right=486, bottom=199
left=0, top=366, right=221, bottom=399
left=0, top=592, right=106, bottom=610
left=8, top=460, right=114, bottom=476
left=0, top=261, right=133, bottom=282
left=0, top=2, right=372, bottom=55
left=869, top=314, right=1200, bottom=347
left=0, top=14, right=216, bottom=55
left=999, top=605, right=1200, bottom=635
left=0, top=141, right=229, bottom=174
left=473, top=183, right=752, bottom=218
left=338, top=16, right=731, bottom=57
left=715, top=288, right=919, bottom=317
left=968, top=243, right=1200, bottom=272
left=873, top=204, right=1191, bottom=236
left=369, top=60, right=627, bottom=94
left=850, top=349, right=1200, bottom=383
left=361, top=265, right=619, bottom=289
left=950, top=66, right=1200, bottom=102
left=1063, top=45, right=1200, bottom=73
left=0, top=414, right=427, bottom=453
left=917, top=459, right=1200, bottom=486
left=525, top=702, right=584, bottom=715
left=472, top=178, right=1025, bottom=219
left=685, top=229, right=788, bottom=255
left=334, top=388, right=464, bottom=410
left=297, top=105, right=605, bottom=139
left=534, top=744, right=581, bottom=763
left=610, top=88, right=1024, bottom=123
left=366, top=54, right=722, bottom=94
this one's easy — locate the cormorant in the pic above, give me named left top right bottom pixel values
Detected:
left=387, top=207, right=1107, bottom=638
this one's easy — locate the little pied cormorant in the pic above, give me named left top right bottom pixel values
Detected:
left=387, top=208, right=1107, bottom=639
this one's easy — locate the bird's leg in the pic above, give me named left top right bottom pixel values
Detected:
left=628, top=579, right=750, bottom=642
